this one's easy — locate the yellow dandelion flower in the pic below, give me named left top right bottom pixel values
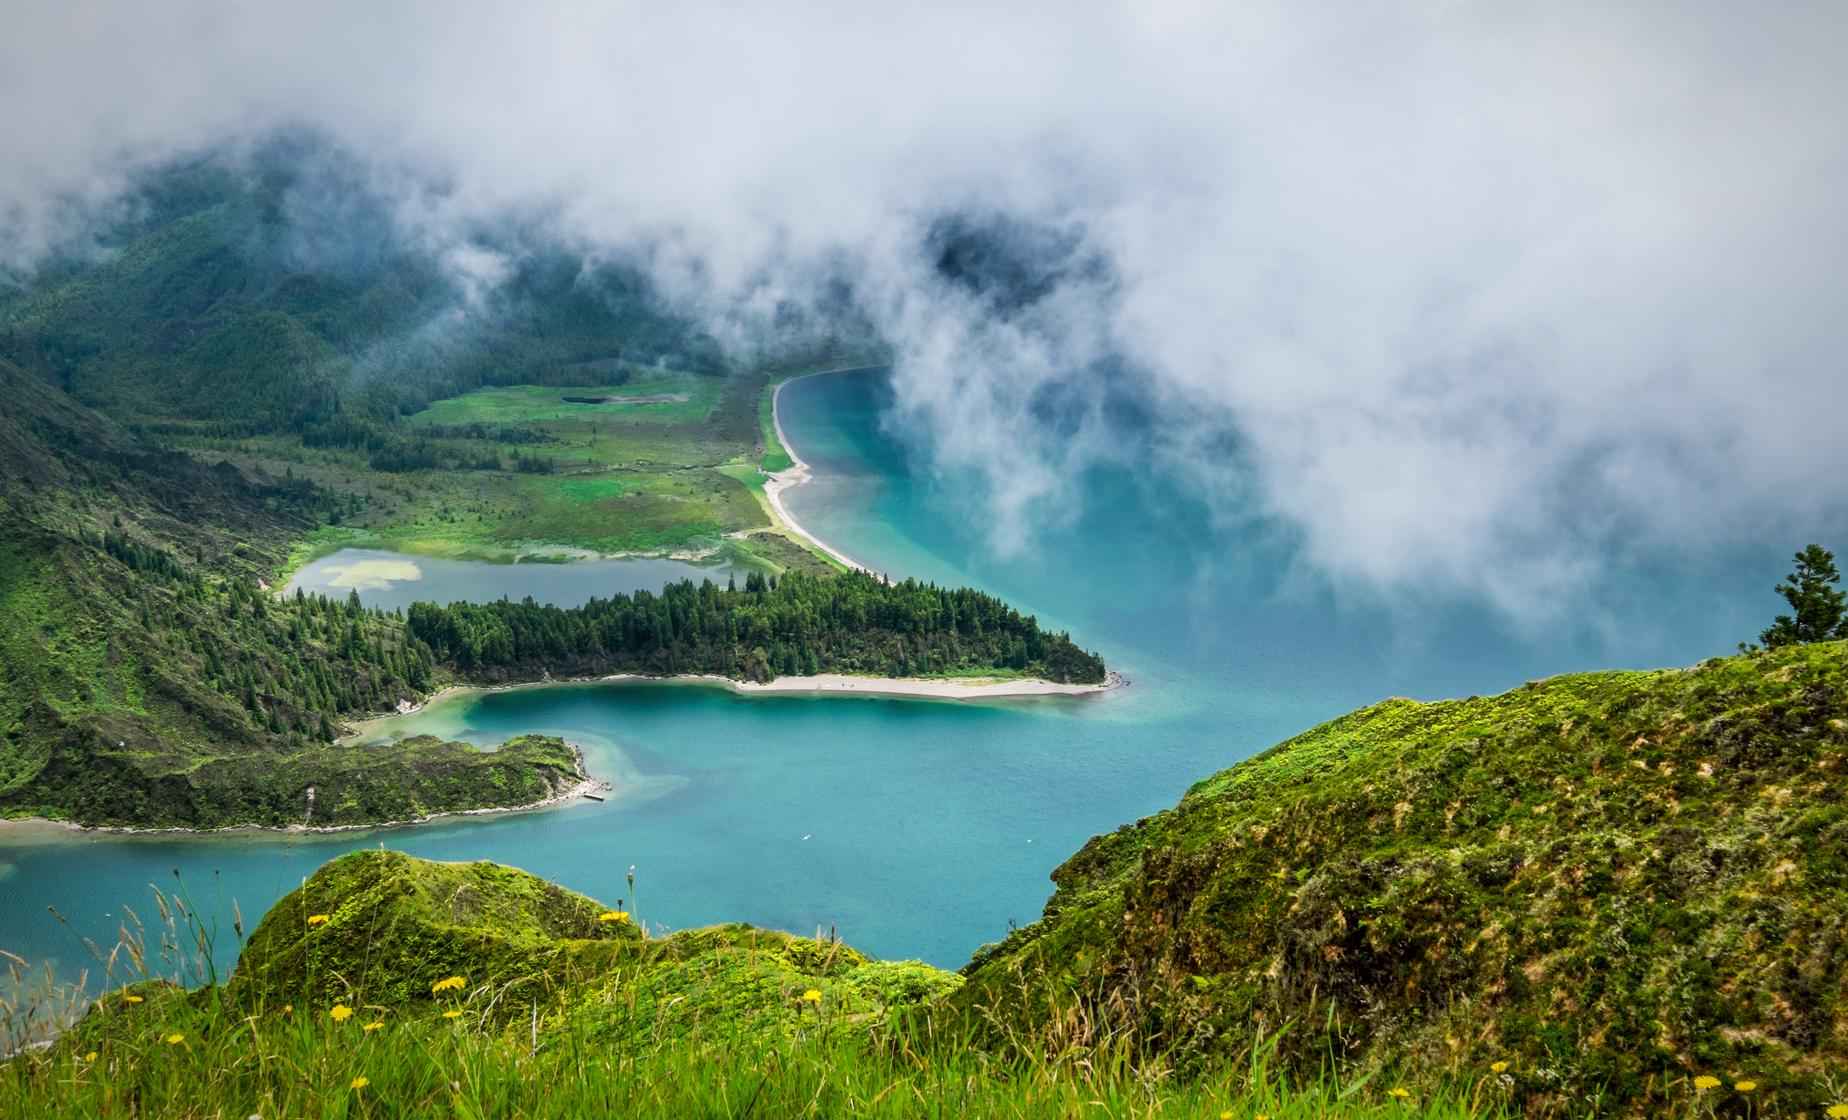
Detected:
left=363, top=1021, right=384, bottom=1032
left=1692, top=1076, right=1721, bottom=1091
left=1387, top=1087, right=1410, bottom=1100
left=165, top=1033, right=184, bottom=1045
left=83, top=1051, right=98, bottom=1062
left=282, top=1003, right=293, bottom=1013
left=1218, top=1112, right=1233, bottom=1120
left=307, top=914, right=330, bottom=925
left=1735, top=1081, right=1757, bottom=1093
left=123, top=995, right=143, bottom=1004
left=351, top=1075, right=369, bottom=1091
left=598, top=910, right=630, bottom=923
left=800, top=988, right=822, bottom=1003
left=431, top=975, right=466, bottom=993
left=1490, top=1060, right=1509, bottom=1073
left=1826, top=1104, right=1848, bottom=1119
left=443, top=1009, right=463, bottom=1019
left=330, top=1004, right=354, bottom=1022
left=1255, top=1114, right=1271, bottom=1120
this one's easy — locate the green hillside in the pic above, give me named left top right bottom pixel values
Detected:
left=10, top=645, right=1847, bottom=1115
left=955, top=640, right=1848, bottom=1113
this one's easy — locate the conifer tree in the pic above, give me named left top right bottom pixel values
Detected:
left=1759, top=544, right=1847, bottom=647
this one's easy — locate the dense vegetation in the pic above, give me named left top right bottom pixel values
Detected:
left=407, top=571, right=1106, bottom=684
left=0, top=147, right=1100, bottom=830
left=16, top=644, right=1848, bottom=1115
left=0, top=360, right=1102, bottom=828
left=0, top=358, right=565, bottom=828
left=953, top=639, right=1848, bottom=1114
left=2, top=852, right=1487, bottom=1118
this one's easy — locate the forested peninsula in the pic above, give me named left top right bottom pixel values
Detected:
left=407, top=571, right=1104, bottom=684
left=0, top=149, right=1105, bottom=831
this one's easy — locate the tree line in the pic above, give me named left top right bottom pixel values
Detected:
left=405, top=570, right=1107, bottom=684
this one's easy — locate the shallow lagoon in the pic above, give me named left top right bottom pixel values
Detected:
left=0, top=370, right=1793, bottom=983
left=283, top=548, right=761, bottom=612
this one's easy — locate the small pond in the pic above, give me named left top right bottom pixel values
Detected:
left=282, top=548, right=761, bottom=610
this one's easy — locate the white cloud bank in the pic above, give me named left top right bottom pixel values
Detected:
left=4, top=0, right=1845, bottom=613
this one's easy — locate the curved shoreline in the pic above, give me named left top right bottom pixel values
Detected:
left=0, top=743, right=604, bottom=839
left=10, top=367, right=1123, bottom=840
left=761, top=368, right=887, bottom=577
left=353, top=668, right=1126, bottom=737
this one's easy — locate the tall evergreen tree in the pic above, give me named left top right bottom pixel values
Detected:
left=1759, top=544, right=1847, bottom=647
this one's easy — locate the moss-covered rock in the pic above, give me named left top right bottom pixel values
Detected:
left=221, top=849, right=958, bottom=1045
left=954, top=641, right=1848, bottom=1114
left=230, top=850, right=637, bottom=1012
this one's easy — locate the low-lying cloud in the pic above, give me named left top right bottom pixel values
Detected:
left=5, top=0, right=1846, bottom=615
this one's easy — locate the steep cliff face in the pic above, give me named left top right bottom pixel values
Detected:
left=955, top=642, right=1848, bottom=1113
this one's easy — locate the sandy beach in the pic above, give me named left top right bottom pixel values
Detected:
left=761, top=371, right=885, bottom=576
left=732, top=671, right=1121, bottom=699
left=354, top=668, right=1124, bottom=735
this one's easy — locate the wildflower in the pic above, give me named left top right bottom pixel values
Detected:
left=282, top=1004, right=293, bottom=1014
left=597, top=910, right=630, bottom=923
left=307, top=914, right=330, bottom=926
left=363, top=1021, right=384, bottom=1033
left=165, top=1033, right=185, bottom=1045
left=1490, top=1060, right=1509, bottom=1073
left=1735, top=1081, right=1757, bottom=1093
left=1387, top=1087, right=1410, bottom=1100
left=1693, top=1076, right=1721, bottom=1090
left=431, top=975, right=466, bottom=994
left=800, top=988, right=822, bottom=1003
left=1826, top=1105, right=1848, bottom=1119
left=443, top=1010, right=463, bottom=1020
left=351, top=1076, right=369, bottom=1091
left=83, top=1051, right=98, bottom=1062
left=330, top=1004, right=354, bottom=1022
left=1219, top=1112, right=1233, bottom=1120
left=123, top=995, right=144, bottom=1004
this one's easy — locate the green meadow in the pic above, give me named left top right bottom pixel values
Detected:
left=203, top=367, right=837, bottom=578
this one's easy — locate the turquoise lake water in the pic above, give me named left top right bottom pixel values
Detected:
left=0, top=369, right=1787, bottom=988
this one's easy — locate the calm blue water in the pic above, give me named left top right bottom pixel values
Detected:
left=0, top=370, right=1796, bottom=989
left=283, top=548, right=762, bottom=612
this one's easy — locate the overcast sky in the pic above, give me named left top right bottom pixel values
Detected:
left=4, top=1, right=1846, bottom=615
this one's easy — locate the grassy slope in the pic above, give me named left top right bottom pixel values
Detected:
left=954, top=641, right=1848, bottom=1113
left=7, top=851, right=1485, bottom=1118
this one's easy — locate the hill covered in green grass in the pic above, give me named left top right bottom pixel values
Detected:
left=955, top=639, right=1848, bottom=1113
left=12, top=644, right=1847, bottom=1115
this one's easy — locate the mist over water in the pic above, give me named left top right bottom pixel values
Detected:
left=0, top=370, right=1785, bottom=984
